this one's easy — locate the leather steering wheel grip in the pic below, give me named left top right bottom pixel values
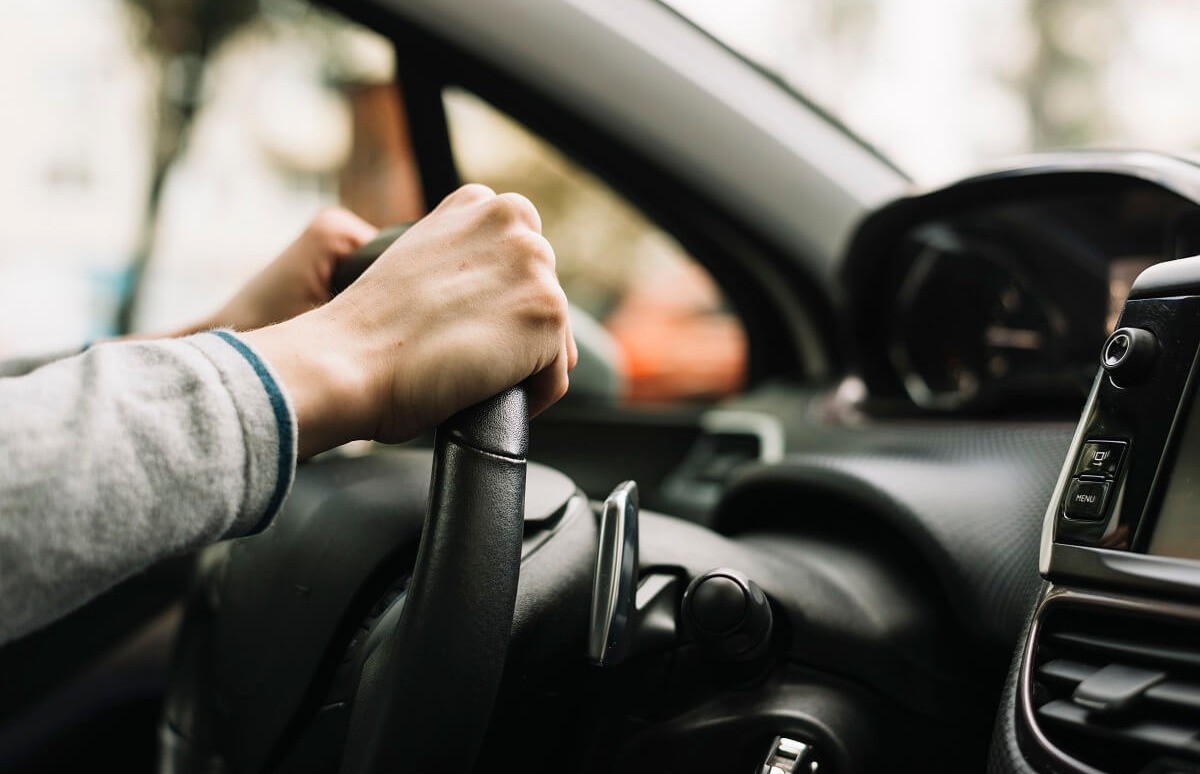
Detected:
left=340, top=385, right=529, bottom=774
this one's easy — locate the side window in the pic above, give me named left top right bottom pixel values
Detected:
left=443, top=88, right=748, bottom=406
left=133, top=13, right=423, bottom=335
left=0, top=1, right=420, bottom=357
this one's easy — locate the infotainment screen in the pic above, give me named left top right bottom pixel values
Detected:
left=1147, top=379, right=1200, bottom=560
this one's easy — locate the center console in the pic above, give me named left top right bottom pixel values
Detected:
left=1017, top=255, right=1200, bottom=774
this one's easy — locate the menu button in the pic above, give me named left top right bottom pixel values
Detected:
left=1063, top=479, right=1111, bottom=522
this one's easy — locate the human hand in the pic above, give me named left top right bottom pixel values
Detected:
left=244, top=184, right=578, bottom=458
left=109, top=207, right=377, bottom=346
left=204, top=207, right=378, bottom=332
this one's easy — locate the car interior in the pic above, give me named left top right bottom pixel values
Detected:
left=3, top=1, right=1200, bottom=773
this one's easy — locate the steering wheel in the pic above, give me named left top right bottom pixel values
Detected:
left=329, top=223, right=530, bottom=770
left=339, top=385, right=529, bottom=772
left=159, top=227, right=532, bottom=773
left=159, top=387, right=529, bottom=774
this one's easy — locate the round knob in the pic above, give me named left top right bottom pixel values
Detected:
left=681, top=568, right=773, bottom=661
left=1102, top=327, right=1158, bottom=387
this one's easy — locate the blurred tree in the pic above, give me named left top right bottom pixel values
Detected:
left=116, top=0, right=259, bottom=333
left=1023, top=0, right=1122, bottom=149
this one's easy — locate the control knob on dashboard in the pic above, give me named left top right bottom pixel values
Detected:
left=1101, top=326, right=1158, bottom=387
left=681, top=567, right=773, bottom=662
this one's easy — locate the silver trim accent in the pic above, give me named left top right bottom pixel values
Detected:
left=759, top=736, right=818, bottom=774
left=1040, top=369, right=1104, bottom=576
left=587, top=480, right=639, bottom=665
left=700, top=409, right=786, bottom=464
left=1048, top=543, right=1200, bottom=600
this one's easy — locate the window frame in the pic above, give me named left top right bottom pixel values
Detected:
left=379, top=16, right=842, bottom=391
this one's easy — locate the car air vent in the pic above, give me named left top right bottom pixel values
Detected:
left=1029, top=602, right=1200, bottom=774
left=658, top=410, right=784, bottom=522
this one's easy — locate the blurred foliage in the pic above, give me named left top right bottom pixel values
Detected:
left=1024, top=0, right=1122, bottom=149
left=116, top=0, right=263, bottom=331
left=121, top=0, right=260, bottom=174
left=123, top=0, right=258, bottom=61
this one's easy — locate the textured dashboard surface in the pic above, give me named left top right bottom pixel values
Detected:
left=987, top=586, right=1044, bottom=774
left=714, top=419, right=1073, bottom=649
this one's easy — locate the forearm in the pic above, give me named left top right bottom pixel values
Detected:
left=0, top=332, right=296, bottom=644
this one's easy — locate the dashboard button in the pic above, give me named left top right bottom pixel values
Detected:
left=1074, top=440, right=1126, bottom=479
left=1063, top=479, right=1112, bottom=521
left=1102, top=327, right=1158, bottom=386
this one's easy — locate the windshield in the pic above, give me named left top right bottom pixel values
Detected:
left=663, top=0, right=1200, bottom=186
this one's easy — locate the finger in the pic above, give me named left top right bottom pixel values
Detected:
left=435, top=182, right=496, bottom=213
left=311, top=207, right=379, bottom=258
left=525, top=348, right=571, bottom=418
left=495, top=191, right=542, bottom=233
left=564, top=312, right=579, bottom=372
left=337, top=210, right=380, bottom=252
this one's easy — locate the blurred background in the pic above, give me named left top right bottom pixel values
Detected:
left=667, top=0, right=1200, bottom=186
left=1, top=0, right=1198, bottom=405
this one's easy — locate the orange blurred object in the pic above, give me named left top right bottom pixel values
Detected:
left=604, top=260, right=747, bottom=404
left=338, top=80, right=427, bottom=225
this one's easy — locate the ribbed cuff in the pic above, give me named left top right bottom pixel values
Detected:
left=185, top=330, right=298, bottom=536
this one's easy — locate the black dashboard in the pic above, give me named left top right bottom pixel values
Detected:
left=822, top=153, right=1200, bottom=774
left=840, top=154, right=1200, bottom=419
left=716, top=151, right=1200, bottom=773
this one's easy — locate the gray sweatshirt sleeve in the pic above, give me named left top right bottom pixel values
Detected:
left=0, top=330, right=297, bottom=645
left=0, top=346, right=89, bottom=378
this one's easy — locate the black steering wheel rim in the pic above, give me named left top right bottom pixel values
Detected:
left=157, top=387, right=529, bottom=774
left=338, top=385, right=529, bottom=773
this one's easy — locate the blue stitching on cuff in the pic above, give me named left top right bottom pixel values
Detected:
left=210, top=330, right=294, bottom=533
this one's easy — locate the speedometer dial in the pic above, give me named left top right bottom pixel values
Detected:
left=889, top=225, right=1070, bottom=411
left=842, top=165, right=1200, bottom=419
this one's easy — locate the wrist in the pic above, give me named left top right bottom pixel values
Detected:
left=240, top=310, right=373, bottom=459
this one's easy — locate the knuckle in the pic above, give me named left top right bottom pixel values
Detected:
left=534, top=284, right=570, bottom=326
left=481, top=193, right=519, bottom=224
left=517, top=281, right=566, bottom=329
left=451, top=182, right=496, bottom=205
left=495, top=191, right=540, bottom=228
left=509, top=229, right=552, bottom=261
left=482, top=191, right=541, bottom=231
left=510, top=232, right=557, bottom=276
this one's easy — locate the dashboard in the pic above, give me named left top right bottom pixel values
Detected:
left=986, top=251, right=1200, bottom=774
left=831, top=156, right=1200, bottom=774
left=840, top=154, right=1200, bottom=419
left=785, top=151, right=1200, bottom=772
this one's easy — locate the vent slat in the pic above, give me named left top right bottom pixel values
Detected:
left=1038, top=658, right=1100, bottom=686
left=1038, top=700, right=1200, bottom=755
left=1049, top=632, right=1200, bottom=670
left=1029, top=605, right=1200, bottom=774
left=1146, top=681, right=1200, bottom=713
